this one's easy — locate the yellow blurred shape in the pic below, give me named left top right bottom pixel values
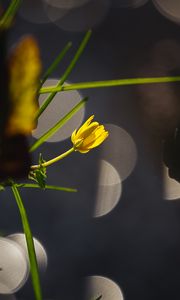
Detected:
left=6, top=35, right=41, bottom=136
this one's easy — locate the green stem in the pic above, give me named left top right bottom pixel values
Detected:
left=31, top=147, right=75, bottom=169
left=36, top=29, right=92, bottom=119
left=0, top=0, right=22, bottom=28
left=16, top=183, right=77, bottom=192
left=39, top=76, right=180, bottom=94
left=30, top=97, right=87, bottom=152
left=11, top=184, right=42, bottom=300
left=40, top=41, right=72, bottom=87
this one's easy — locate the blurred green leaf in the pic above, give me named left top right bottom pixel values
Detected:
left=0, top=184, right=5, bottom=191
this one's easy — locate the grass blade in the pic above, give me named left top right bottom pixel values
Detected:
left=39, top=76, right=180, bottom=93
left=0, top=0, right=22, bottom=28
left=17, top=183, right=77, bottom=192
left=11, top=184, right=42, bottom=300
left=40, top=41, right=72, bottom=87
left=36, top=30, right=92, bottom=119
left=30, top=97, right=88, bottom=152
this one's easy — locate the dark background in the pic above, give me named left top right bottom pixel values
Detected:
left=1, top=1, right=180, bottom=299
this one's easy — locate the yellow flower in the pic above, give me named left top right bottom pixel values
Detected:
left=71, top=115, right=109, bottom=153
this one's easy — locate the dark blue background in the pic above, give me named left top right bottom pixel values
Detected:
left=1, top=1, right=180, bottom=299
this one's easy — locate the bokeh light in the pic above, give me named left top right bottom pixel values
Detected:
left=44, top=0, right=90, bottom=9
left=101, top=124, right=137, bottom=181
left=163, top=165, right=180, bottom=200
left=0, top=238, right=28, bottom=294
left=112, top=0, right=149, bottom=8
left=94, top=160, right=122, bottom=217
left=7, top=233, right=48, bottom=273
left=0, top=290, right=16, bottom=300
left=46, top=0, right=110, bottom=32
left=153, top=0, right=180, bottom=24
left=32, top=79, right=85, bottom=142
left=18, top=0, right=50, bottom=24
left=85, top=275, right=124, bottom=300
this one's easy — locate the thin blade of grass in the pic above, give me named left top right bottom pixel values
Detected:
left=11, top=184, right=42, bottom=300
left=40, top=41, right=72, bottom=87
left=0, top=0, right=22, bottom=28
left=17, top=183, right=77, bottom=192
left=39, top=76, right=180, bottom=94
left=36, top=29, right=92, bottom=120
left=30, top=97, right=88, bottom=152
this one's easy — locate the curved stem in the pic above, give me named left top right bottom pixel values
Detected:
left=31, top=147, right=75, bottom=170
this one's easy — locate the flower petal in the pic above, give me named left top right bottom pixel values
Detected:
left=87, top=131, right=109, bottom=149
left=78, top=122, right=99, bottom=139
left=77, top=115, right=94, bottom=136
left=82, top=125, right=105, bottom=147
left=71, top=129, right=77, bottom=144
